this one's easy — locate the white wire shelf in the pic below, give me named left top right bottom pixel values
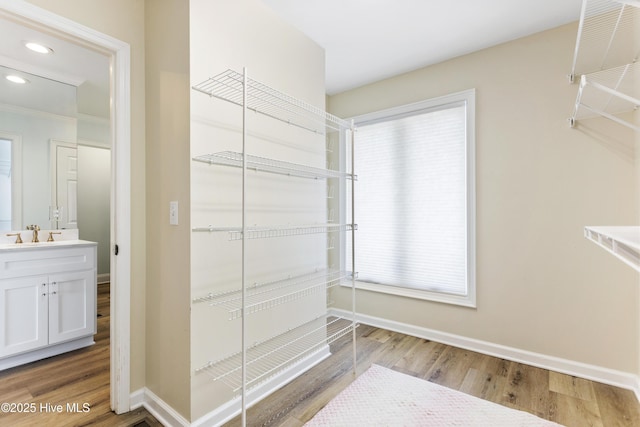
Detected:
left=192, top=223, right=356, bottom=240
left=193, top=151, right=355, bottom=181
left=570, top=62, right=640, bottom=131
left=193, top=269, right=350, bottom=320
left=585, top=226, right=640, bottom=272
left=195, top=316, right=357, bottom=393
left=192, top=69, right=351, bottom=134
left=570, top=0, right=640, bottom=80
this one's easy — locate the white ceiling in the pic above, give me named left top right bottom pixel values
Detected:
left=262, top=0, right=584, bottom=94
left=0, top=1, right=585, bottom=115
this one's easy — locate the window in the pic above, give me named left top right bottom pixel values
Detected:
left=344, top=89, right=476, bottom=307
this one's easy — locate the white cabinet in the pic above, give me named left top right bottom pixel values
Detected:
left=47, top=270, right=96, bottom=345
left=0, top=242, right=97, bottom=369
left=0, top=275, right=48, bottom=357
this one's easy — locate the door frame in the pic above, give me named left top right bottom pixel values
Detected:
left=0, top=0, right=132, bottom=413
left=50, top=139, right=77, bottom=230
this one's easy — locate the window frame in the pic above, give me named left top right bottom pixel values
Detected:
left=341, top=89, right=476, bottom=307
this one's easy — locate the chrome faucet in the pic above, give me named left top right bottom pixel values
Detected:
left=26, top=225, right=40, bottom=243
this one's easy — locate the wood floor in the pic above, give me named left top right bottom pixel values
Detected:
left=224, top=323, right=640, bottom=427
left=1, top=285, right=638, bottom=426
left=0, top=283, right=161, bottom=427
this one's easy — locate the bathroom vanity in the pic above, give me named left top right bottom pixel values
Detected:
left=0, top=238, right=97, bottom=370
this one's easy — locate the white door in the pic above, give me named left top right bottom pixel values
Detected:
left=55, top=145, right=78, bottom=230
left=48, top=270, right=96, bottom=345
left=0, top=276, right=48, bottom=357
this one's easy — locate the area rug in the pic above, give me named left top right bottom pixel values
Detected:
left=304, top=364, right=563, bottom=426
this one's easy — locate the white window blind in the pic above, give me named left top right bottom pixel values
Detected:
left=346, top=90, right=475, bottom=306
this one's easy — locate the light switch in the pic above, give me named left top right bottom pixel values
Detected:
left=169, top=201, right=179, bottom=225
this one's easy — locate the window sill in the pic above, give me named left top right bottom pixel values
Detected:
left=340, top=280, right=476, bottom=308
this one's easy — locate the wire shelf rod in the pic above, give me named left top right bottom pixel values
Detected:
left=228, top=274, right=346, bottom=320
left=192, top=269, right=349, bottom=319
left=571, top=0, right=639, bottom=78
left=193, top=69, right=350, bottom=134
left=570, top=62, right=640, bottom=131
left=574, top=101, right=640, bottom=132
left=193, top=151, right=355, bottom=181
left=193, top=269, right=343, bottom=305
left=195, top=316, right=357, bottom=393
left=192, top=223, right=356, bottom=240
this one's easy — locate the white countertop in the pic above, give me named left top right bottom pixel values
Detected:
left=0, top=239, right=97, bottom=252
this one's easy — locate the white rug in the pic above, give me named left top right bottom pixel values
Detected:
left=304, top=364, right=564, bottom=427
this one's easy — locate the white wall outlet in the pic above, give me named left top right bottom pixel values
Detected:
left=169, top=201, right=179, bottom=225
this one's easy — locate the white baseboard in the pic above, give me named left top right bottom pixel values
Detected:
left=329, top=308, right=640, bottom=401
left=97, top=273, right=110, bottom=284
left=130, top=347, right=331, bottom=427
left=130, top=387, right=190, bottom=427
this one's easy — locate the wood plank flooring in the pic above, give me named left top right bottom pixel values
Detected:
left=0, top=283, right=161, bottom=427
left=223, top=323, right=640, bottom=427
left=1, top=284, right=638, bottom=426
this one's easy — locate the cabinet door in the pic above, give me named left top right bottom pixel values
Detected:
left=0, top=276, right=49, bottom=357
left=48, top=270, right=96, bottom=345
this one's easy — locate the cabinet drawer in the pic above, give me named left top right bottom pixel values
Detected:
left=0, top=246, right=97, bottom=279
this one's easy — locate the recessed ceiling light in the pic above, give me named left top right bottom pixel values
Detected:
left=6, top=75, right=29, bottom=84
left=24, top=41, right=53, bottom=54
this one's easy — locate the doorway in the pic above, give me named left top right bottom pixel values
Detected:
left=0, top=2, right=132, bottom=413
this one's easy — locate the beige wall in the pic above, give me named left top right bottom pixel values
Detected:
left=329, top=23, right=640, bottom=374
left=25, top=0, right=148, bottom=394
left=145, top=0, right=191, bottom=419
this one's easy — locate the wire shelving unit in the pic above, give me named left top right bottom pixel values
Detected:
left=192, top=69, right=350, bottom=134
left=192, top=223, right=356, bottom=240
left=195, top=315, right=354, bottom=393
left=192, top=68, right=357, bottom=427
left=193, top=151, right=355, bottom=180
left=193, top=269, right=350, bottom=320
left=569, top=0, right=640, bottom=131
left=570, top=62, right=640, bottom=131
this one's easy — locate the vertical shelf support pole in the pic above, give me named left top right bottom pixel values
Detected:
left=241, top=67, right=248, bottom=427
left=569, top=0, right=589, bottom=81
left=350, top=119, right=357, bottom=375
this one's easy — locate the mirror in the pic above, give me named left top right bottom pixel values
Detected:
left=0, top=17, right=111, bottom=279
left=0, top=65, right=77, bottom=231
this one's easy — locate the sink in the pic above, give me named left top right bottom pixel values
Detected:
left=0, top=229, right=79, bottom=246
left=0, top=240, right=88, bottom=250
left=1, top=242, right=42, bottom=248
left=0, top=229, right=89, bottom=251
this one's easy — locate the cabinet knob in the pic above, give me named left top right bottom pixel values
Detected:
left=42, top=293, right=46, bottom=297
left=51, top=291, right=57, bottom=295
